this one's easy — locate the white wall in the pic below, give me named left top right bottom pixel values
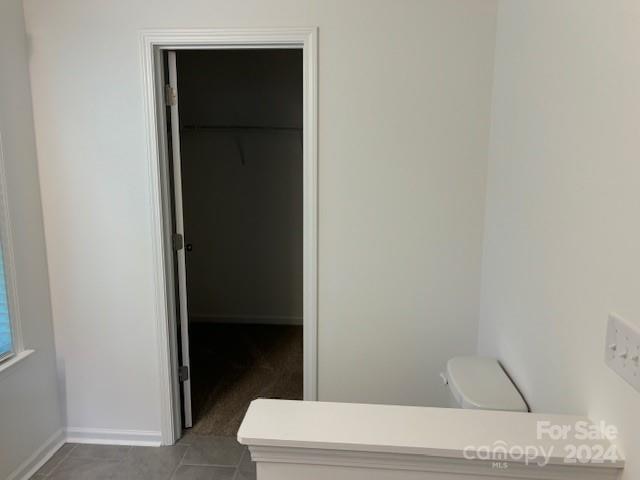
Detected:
left=0, top=0, right=64, bottom=476
left=23, top=0, right=498, bottom=435
left=479, top=1, right=640, bottom=478
left=179, top=50, right=303, bottom=324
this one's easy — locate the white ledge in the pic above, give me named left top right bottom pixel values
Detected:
left=238, top=399, right=624, bottom=471
left=0, top=349, right=35, bottom=379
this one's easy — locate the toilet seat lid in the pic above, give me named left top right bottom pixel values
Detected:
left=446, top=356, right=528, bottom=412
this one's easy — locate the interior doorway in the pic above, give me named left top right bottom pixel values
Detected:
left=141, top=28, right=317, bottom=445
left=163, top=48, right=304, bottom=436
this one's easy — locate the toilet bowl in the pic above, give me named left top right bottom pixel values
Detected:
left=443, top=356, right=528, bottom=412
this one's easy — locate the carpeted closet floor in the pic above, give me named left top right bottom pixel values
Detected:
left=188, top=323, right=303, bottom=436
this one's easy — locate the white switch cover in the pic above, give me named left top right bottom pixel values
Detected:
left=605, top=314, right=640, bottom=393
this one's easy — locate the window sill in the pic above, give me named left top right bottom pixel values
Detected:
left=0, top=349, right=35, bottom=379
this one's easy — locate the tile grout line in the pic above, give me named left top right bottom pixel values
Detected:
left=172, top=441, right=241, bottom=478
left=71, top=445, right=132, bottom=456
left=232, top=449, right=249, bottom=480
left=172, top=439, right=246, bottom=479
left=45, top=443, right=134, bottom=477
left=168, top=446, right=190, bottom=480
left=38, top=441, right=249, bottom=480
left=53, top=456, right=124, bottom=462
left=42, top=443, right=77, bottom=477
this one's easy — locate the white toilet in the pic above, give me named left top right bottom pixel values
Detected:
left=444, top=356, right=528, bottom=412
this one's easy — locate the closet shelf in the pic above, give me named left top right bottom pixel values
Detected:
left=181, top=125, right=302, bottom=132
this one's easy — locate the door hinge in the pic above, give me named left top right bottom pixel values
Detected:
left=172, top=233, right=184, bottom=251
left=178, top=365, right=189, bottom=382
left=165, top=85, right=177, bottom=106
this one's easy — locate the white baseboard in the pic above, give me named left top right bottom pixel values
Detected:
left=190, top=313, right=303, bottom=326
left=7, top=428, right=65, bottom=480
left=65, top=427, right=162, bottom=447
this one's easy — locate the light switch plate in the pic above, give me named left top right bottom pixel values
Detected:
left=605, top=313, right=640, bottom=393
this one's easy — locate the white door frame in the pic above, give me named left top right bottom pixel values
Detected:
left=140, top=28, right=318, bottom=445
left=166, top=50, right=193, bottom=429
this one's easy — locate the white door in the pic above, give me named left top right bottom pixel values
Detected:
left=168, top=50, right=193, bottom=428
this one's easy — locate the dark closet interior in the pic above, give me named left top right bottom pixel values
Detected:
left=174, top=49, right=303, bottom=436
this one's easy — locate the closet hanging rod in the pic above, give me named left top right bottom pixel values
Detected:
left=181, top=125, right=302, bottom=131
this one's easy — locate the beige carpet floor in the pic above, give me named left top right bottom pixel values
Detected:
left=188, top=323, right=303, bottom=436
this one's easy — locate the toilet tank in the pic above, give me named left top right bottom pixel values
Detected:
left=445, top=356, right=528, bottom=412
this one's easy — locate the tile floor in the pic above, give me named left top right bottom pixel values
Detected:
left=30, top=433, right=256, bottom=480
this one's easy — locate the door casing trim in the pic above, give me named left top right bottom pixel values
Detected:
left=139, top=27, right=318, bottom=445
